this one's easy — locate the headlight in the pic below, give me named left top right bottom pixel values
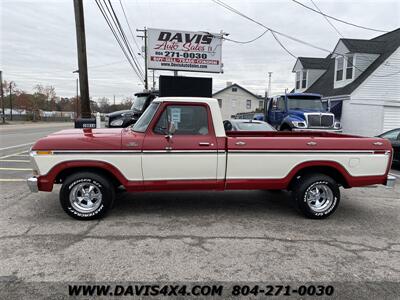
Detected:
left=110, top=119, right=124, bottom=126
left=334, top=121, right=341, bottom=129
left=292, top=121, right=307, bottom=128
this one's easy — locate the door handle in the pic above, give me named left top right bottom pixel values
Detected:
left=307, top=141, right=317, bottom=146
left=235, top=141, right=246, bottom=146
left=199, top=142, right=210, bottom=146
left=373, top=142, right=383, bottom=146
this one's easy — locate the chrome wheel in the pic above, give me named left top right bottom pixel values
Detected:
left=306, top=183, right=334, bottom=213
left=69, top=183, right=102, bottom=213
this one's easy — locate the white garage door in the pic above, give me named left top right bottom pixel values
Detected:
left=383, top=107, right=400, bottom=132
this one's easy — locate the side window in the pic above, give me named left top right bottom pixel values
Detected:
left=154, top=105, right=209, bottom=135
left=382, top=129, right=400, bottom=141
left=277, top=97, right=285, bottom=111
left=271, top=98, right=278, bottom=110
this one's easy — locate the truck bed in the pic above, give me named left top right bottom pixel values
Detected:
left=225, top=131, right=392, bottom=152
left=226, top=131, right=355, bottom=138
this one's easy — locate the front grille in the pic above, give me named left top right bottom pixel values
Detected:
left=321, top=115, right=334, bottom=127
left=306, top=113, right=334, bottom=128
left=308, top=115, right=321, bottom=127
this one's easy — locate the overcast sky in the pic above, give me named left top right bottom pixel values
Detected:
left=1, top=0, right=399, bottom=102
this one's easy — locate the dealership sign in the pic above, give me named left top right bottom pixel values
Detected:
left=147, top=28, right=223, bottom=73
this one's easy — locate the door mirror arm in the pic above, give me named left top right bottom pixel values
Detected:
left=165, top=121, right=176, bottom=141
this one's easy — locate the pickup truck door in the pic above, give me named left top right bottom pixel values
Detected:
left=142, top=103, right=218, bottom=189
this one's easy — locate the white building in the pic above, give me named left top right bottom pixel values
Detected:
left=213, top=83, right=265, bottom=120
left=292, top=28, right=400, bottom=136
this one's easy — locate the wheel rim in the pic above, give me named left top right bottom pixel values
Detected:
left=306, top=183, right=334, bottom=213
left=69, top=183, right=102, bottom=213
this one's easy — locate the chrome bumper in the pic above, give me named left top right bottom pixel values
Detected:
left=27, top=177, right=38, bottom=193
left=386, top=175, right=396, bottom=188
left=292, top=128, right=342, bottom=133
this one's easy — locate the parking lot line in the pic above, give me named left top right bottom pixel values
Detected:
left=0, top=142, right=34, bottom=151
left=0, top=150, right=29, bottom=160
left=0, top=167, right=32, bottom=171
left=0, top=179, right=26, bottom=182
left=0, top=159, right=30, bottom=163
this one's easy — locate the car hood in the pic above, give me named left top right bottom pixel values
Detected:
left=106, top=109, right=133, bottom=118
left=32, top=128, right=124, bottom=150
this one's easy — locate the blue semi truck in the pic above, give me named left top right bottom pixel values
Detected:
left=265, top=93, right=342, bottom=132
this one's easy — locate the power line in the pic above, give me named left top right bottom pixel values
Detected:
left=291, top=0, right=388, bottom=33
left=212, top=0, right=400, bottom=78
left=270, top=31, right=296, bottom=58
left=310, top=0, right=343, bottom=38
left=212, top=0, right=330, bottom=54
left=224, top=29, right=269, bottom=44
left=95, top=0, right=144, bottom=83
left=118, top=0, right=144, bottom=55
left=104, top=0, right=144, bottom=75
left=212, top=0, right=297, bottom=57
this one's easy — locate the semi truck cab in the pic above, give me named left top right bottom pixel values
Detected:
left=266, top=93, right=342, bottom=132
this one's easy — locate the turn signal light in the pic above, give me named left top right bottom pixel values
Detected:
left=35, top=150, right=53, bottom=155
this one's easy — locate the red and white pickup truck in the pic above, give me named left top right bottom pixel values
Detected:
left=28, top=97, right=396, bottom=220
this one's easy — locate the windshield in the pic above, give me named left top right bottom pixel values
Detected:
left=131, top=96, right=148, bottom=112
left=132, top=102, right=159, bottom=132
left=287, top=97, right=323, bottom=110
left=235, top=122, right=275, bottom=131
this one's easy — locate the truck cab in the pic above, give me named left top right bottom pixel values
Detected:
left=266, top=93, right=341, bottom=132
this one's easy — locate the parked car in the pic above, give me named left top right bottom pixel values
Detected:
left=28, top=97, right=395, bottom=220
left=105, top=91, right=158, bottom=127
left=223, top=119, right=275, bottom=131
left=378, top=128, right=400, bottom=166
left=265, top=93, right=342, bottom=132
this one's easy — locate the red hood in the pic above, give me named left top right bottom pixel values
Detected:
left=32, top=128, right=125, bottom=150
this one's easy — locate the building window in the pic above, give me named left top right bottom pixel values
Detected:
left=336, top=57, right=344, bottom=81
left=246, top=100, right=251, bottom=109
left=232, top=87, right=237, bottom=92
left=259, top=100, right=264, bottom=109
left=217, top=99, right=222, bottom=108
left=346, top=55, right=353, bottom=79
left=301, top=70, right=307, bottom=88
left=295, top=71, right=300, bottom=89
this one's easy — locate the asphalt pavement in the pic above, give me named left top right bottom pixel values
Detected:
left=0, top=123, right=399, bottom=299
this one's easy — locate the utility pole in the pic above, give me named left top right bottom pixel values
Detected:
left=113, top=95, right=116, bottom=106
left=9, top=82, right=13, bottom=121
left=267, top=72, right=273, bottom=99
left=73, top=0, right=91, bottom=118
left=137, top=27, right=148, bottom=90
left=152, top=70, right=155, bottom=90
left=0, top=71, right=4, bottom=124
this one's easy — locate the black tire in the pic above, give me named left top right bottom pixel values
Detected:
left=60, top=172, right=115, bottom=220
left=292, top=173, right=340, bottom=219
left=280, top=126, right=292, bottom=131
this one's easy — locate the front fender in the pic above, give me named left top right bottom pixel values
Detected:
left=280, top=115, right=305, bottom=129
